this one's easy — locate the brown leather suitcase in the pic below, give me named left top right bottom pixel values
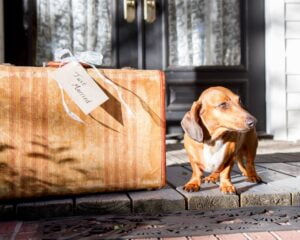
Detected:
left=0, top=66, right=166, bottom=200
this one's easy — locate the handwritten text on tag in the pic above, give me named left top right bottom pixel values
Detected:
left=51, top=62, right=109, bottom=115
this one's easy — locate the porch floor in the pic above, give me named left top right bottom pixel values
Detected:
left=164, top=139, right=300, bottom=211
left=0, top=139, right=300, bottom=220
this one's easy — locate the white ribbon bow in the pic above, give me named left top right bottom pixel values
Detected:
left=51, top=49, right=134, bottom=123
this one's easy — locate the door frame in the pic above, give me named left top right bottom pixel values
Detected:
left=144, top=0, right=266, bottom=133
left=265, top=0, right=286, bottom=140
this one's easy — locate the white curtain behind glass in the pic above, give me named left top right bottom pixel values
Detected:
left=168, top=0, right=241, bottom=66
left=36, top=0, right=112, bottom=66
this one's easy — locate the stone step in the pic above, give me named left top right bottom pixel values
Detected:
left=1, top=150, right=300, bottom=220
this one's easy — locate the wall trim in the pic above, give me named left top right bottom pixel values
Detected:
left=265, top=0, right=287, bottom=139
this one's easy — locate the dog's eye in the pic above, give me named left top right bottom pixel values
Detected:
left=218, top=102, right=228, bottom=109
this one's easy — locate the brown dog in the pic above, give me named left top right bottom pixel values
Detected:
left=181, top=86, right=261, bottom=194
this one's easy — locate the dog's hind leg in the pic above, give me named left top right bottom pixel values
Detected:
left=245, top=148, right=262, bottom=183
left=236, top=153, right=248, bottom=177
left=243, top=130, right=262, bottom=183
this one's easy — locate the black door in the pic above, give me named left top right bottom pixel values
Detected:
left=141, top=0, right=265, bottom=134
left=4, top=0, right=265, bottom=134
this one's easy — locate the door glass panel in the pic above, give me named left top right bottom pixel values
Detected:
left=168, top=0, right=241, bottom=67
left=36, top=0, right=112, bottom=66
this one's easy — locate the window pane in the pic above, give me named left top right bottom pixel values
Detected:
left=36, top=0, right=112, bottom=66
left=168, top=0, right=241, bottom=67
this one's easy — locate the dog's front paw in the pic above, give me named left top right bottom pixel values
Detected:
left=183, top=182, right=201, bottom=192
left=247, top=174, right=262, bottom=183
left=203, top=174, right=219, bottom=183
left=220, top=183, right=236, bottom=194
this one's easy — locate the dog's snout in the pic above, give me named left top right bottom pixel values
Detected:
left=246, top=117, right=257, bottom=128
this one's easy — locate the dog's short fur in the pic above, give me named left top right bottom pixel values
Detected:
left=181, top=86, right=261, bottom=194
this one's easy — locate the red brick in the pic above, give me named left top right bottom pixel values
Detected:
left=15, top=231, right=37, bottom=240
left=191, top=235, right=218, bottom=240
left=244, top=232, right=277, bottom=240
left=0, top=234, right=11, bottom=240
left=0, top=221, right=19, bottom=234
left=19, top=223, right=39, bottom=233
left=161, top=237, right=187, bottom=240
left=215, top=233, right=248, bottom=240
left=133, top=238, right=159, bottom=240
left=272, top=230, right=300, bottom=239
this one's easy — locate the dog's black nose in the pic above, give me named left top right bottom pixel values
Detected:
left=246, top=117, right=256, bottom=128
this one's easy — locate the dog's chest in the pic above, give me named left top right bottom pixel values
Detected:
left=202, top=140, right=228, bottom=172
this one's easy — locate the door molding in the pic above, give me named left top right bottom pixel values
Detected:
left=265, top=0, right=286, bottom=139
left=154, top=0, right=266, bottom=134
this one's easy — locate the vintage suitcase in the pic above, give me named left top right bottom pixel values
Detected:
left=0, top=66, right=166, bottom=200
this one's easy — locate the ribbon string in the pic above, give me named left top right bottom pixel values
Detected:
left=54, top=54, right=86, bottom=123
left=83, top=62, right=134, bottom=117
left=50, top=49, right=134, bottom=123
left=57, top=82, right=85, bottom=123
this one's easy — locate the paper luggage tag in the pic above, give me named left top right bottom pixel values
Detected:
left=51, top=62, right=109, bottom=115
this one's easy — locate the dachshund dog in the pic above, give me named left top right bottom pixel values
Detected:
left=181, top=86, right=261, bottom=194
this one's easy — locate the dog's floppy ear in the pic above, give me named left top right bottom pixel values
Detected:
left=181, top=101, right=203, bottom=142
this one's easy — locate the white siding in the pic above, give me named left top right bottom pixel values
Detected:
left=286, top=22, right=300, bottom=38
left=287, top=75, right=300, bottom=92
left=286, top=1, right=300, bottom=139
left=287, top=93, right=300, bottom=110
left=288, top=128, right=300, bottom=140
left=266, top=0, right=300, bottom=140
left=286, top=40, right=300, bottom=74
left=288, top=110, right=300, bottom=127
left=286, top=3, right=300, bottom=20
left=286, top=39, right=300, bottom=55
